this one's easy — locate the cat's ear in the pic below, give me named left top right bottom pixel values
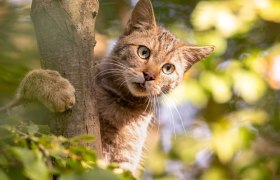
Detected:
left=124, top=0, right=157, bottom=35
left=181, top=45, right=214, bottom=71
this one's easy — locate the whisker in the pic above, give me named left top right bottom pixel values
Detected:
left=95, top=73, right=124, bottom=81
left=160, top=93, right=176, bottom=139
left=94, top=62, right=127, bottom=73
left=143, top=94, right=151, bottom=113
left=98, top=63, right=126, bottom=70
left=119, top=80, right=127, bottom=88
left=155, top=95, right=161, bottom=137
left=161, top=91, right=187, bottom=135
left=95, top=70, right=124, bottom=78
left=118, top=76, right=135, bottom=88
left=91, top=58, right=127, bottom=70
left=100, top=60, right=128, bottom=69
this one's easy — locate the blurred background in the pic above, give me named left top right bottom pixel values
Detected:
left=1, top=0, right=280, bottom=179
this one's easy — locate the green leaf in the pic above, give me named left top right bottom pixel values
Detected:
left=4, top=168, right=25, bottom=180
left=0, top=126, right=12, bottom=140
left=201, top=167, right=228, bottom=180
left=0, top=169, right=9, bottom=180
left=232, top=70, right=267, bottom=104
left=11, top=147, right=49, bottom=180
left=59, top=168, right=120, bottom=180
left=27, top=122, right=39, bottom=135
left=37, top=125, right=50, bottom=134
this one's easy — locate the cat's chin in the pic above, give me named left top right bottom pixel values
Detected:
left=127, top=82, right=150, bottom=97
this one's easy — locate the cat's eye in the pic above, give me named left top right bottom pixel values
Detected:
left=138, top=46, right=150, bottom=59
left=162, top=63, right=175, bottom=75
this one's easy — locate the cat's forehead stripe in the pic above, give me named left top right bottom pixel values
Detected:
left=160, top=30, right=179, bottom=52
left=149, top=29, right=178, bottom=64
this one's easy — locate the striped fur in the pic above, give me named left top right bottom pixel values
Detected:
left=96, top=0, right=214, bottom=175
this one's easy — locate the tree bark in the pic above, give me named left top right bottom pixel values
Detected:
left=30, top=0, right=102, bottom=158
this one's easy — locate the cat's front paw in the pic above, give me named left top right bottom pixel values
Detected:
left=44, top=85, right=76, bottom=113
left=20, top=69, right=76, bottom=113
left=41, top=72, right=76, bottom=113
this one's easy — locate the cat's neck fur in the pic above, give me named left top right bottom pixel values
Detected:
left=95, top=60, right=154, bottom=173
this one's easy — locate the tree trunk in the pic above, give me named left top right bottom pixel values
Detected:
left=30, top=0, right=102, bottom=158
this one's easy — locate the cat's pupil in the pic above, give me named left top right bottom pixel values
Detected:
left=166, top=65, right=171, bottom=70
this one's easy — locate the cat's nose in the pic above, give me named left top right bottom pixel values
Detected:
left=143, top=71, right=155, bottom=81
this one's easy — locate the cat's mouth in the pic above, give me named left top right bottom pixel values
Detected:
left=135, top=82, right=146, bottom=89
left=127, top=82, right=149, bottom=97
left=132, top=82, right=146, bottom=91
left=128, top=81, right=161, bottom=96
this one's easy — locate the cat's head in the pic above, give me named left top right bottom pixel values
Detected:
left=108, top=0, right=214, bottom=97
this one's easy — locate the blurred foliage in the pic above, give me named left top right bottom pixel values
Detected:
left=146, top=0, right=280, bottom=179
left=0, top=0, right=40, bottom=105
left=0, top=119, right=134, bottom=180
left=1, top=0, right=280, bottom=180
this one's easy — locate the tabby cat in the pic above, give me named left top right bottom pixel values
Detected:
left=7, top=0, right=214, bottom=175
